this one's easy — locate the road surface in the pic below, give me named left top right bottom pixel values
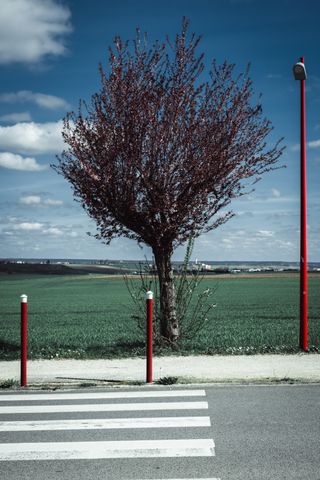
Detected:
left=0, top=384, right=319, bottom=479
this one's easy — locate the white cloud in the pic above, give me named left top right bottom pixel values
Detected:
left=271, top=188, right=281, bottom=198
left=0, top=0, right=71, bottom=65
left=0, top=152, right=47, bottom=171
left=291, top=143, right=300, bottom=152
left=43, top=227, right=63, bottom=236
left=19, top=195, right=63, bottom=206
left=20, top=195, right=42, bottom=205
left=0, top=91, right=70, bottom=110
left=44, top=199, right=63, bottom=206
left=3, top=217, right=67, bottom=238
left=292, top=139, right=320, bottom=150
left=235, top=210, right=254, bottom=218
left=257, top=230, right=274, bottom=237
left=308, top=139, right=320, bottom=149
left=0, top=121, right=64, bottom=154
left=14, top=222, right=44, bottom=231
left=0, top=112, right=32, bottom=123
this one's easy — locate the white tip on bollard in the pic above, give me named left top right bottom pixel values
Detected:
left=146, top=290, right=153, bottom=300
left=20, top=294, right=28, bottom=303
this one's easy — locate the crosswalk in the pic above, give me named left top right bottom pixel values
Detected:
left=0, top=388, right=220, bottom=479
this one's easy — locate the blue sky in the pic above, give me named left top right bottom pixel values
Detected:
left=0, top=0, right=320, bottom=262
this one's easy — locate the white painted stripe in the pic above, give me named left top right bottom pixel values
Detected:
left=0, top=401, right=208, bottom=414
left=0, top=416, right=211, bottom=431
left=0, top=439, right=215, bottom=460
left=0, top=390, right=206, bottom=402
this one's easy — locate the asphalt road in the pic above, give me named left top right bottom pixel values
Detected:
left=207, top=384, right=320, bottom=480
left=0, top=384, right=319, bottom=480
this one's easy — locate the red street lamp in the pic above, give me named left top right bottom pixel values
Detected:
left=293, top=57, right=308, bottom=351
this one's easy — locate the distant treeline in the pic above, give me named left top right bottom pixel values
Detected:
left=0, top=262, right=132, bottom=275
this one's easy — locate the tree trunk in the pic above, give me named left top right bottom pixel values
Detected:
left=153, top=247, right=179, bottom=342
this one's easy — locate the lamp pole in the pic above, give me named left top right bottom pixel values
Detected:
left=293, top=56, right=308, bottom=351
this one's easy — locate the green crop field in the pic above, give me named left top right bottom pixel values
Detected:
left=0, top=273, right=319, bottom=360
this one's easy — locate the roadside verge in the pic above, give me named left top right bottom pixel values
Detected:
left=1, top=354, right=319, bottom=389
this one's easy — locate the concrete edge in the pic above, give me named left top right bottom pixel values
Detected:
left=1, top=376, right=320, bottom=392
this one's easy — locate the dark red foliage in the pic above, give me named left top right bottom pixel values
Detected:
left=54, top=19, right=284, bottom=341
left=55, top=18, right=283, bottom=254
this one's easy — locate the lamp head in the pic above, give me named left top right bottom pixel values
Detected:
left=293, top=61, right=307, bottom=81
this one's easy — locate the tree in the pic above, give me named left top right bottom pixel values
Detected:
left=54, top=19, right=284, bottom=343
left=124, top=236, right=217, bottom=345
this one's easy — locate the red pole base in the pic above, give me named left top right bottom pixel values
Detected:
left=146, top=291, right=153, bottom=383
left=20, top=295, right=28, bottom=387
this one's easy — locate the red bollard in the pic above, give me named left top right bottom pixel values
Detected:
left=146, top=291, right=153, bottom=384
left=20, top=294, right=28, bottom=387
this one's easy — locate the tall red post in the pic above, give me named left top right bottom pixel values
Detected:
left=146, top=290, right=153, bottom=383
left=20, top=294, right=28, bottom=387
left=299, top=56, right=308, bottom=351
